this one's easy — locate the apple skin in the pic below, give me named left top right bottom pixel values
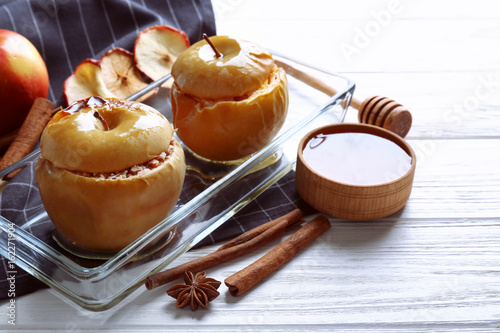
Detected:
left=0, top=29, right=49, bottom=136
left=171, top=36, right=289, bottom=161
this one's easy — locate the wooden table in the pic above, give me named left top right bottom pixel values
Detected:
left=2, top=0, right=500, bottom=331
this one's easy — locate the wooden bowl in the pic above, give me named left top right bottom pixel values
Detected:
left=295, top=123, right=416, bottom=220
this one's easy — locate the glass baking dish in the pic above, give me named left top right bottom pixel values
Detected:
left=0, top=52, right=355, bottom=311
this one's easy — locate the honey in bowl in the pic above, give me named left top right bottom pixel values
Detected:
left=302, top=132, right=412, bottom=186
left=295, top=123, right=416, bottom=221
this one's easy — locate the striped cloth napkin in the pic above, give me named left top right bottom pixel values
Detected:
left=0, top=0, right=310, bottom=299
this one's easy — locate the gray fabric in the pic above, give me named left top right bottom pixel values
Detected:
left=0, top=0, right=311, bottom=299
left=0, top=0, right=217, bottom=298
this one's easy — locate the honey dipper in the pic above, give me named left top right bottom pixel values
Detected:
left=274, top=58, right=412, bottom=138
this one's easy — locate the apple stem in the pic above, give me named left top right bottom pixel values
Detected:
left=203, top=33, right=221, bottom=58
left=93, top=111, right=110, bottom=131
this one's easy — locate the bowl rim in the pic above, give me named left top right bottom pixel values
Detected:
left=297, top=123, right=417, bottom=189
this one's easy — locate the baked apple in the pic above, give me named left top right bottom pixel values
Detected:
left=170, top=35, right=289, bottom=162
left=35, top=97, right=185, bottom=252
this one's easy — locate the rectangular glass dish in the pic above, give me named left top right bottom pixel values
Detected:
left=0, top=53, right=355, bottom=311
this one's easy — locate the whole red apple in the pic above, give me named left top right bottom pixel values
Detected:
left=0, top=29, right=49, bottom=136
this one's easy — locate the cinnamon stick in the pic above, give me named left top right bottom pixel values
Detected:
left=145, top=208, right=303, bottom=290
left=0, top=97, right=54, bottom=180
left=224, top=215, right=331, bottom=296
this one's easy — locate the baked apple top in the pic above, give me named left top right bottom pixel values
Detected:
left=39, top=96, right=174, bottom=173
left=171, top=36, right=274, bottom=100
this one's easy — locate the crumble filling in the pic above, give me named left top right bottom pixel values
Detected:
left=69, top=140, right=175, bottom=180
left=181, top=65, right=280, bottom=105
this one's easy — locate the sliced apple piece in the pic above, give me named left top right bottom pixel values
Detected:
left=100, top=47, right=157, bottom=102
left=134, top=25, right=190, bottom=89
left=63, top=59, right=116, bottom=106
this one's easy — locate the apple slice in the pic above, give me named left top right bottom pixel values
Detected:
left=100, top=47, right=157, bottom=102
left=134, top=25, right=190, bottom=89
left=63, top=59, right=116, bottom=105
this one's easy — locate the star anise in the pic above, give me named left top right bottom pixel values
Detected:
left=166, top=271, right=221, bottom=311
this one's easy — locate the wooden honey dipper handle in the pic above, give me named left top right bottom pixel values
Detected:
left=357, top=95, right=412, bottom=138
left=274, top=58, right=338, bottom=97
left=274, top=59, right=412, bottom=138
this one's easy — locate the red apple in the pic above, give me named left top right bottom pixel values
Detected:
left=0, top=29, right=49, bottom=136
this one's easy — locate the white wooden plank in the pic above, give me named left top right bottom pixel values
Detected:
left=215, top=4, right=500, bottom=74
left=7, top=213, right=500, bottom=330
left=5, top=137, right=500, bottom=330
left=402, top=139, right=500, bottom=218
left=213, top=0, right=500, bottom=21
left=341, top=71, right=500, bottom=139
left=1, top=0, right=500, bottom=331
